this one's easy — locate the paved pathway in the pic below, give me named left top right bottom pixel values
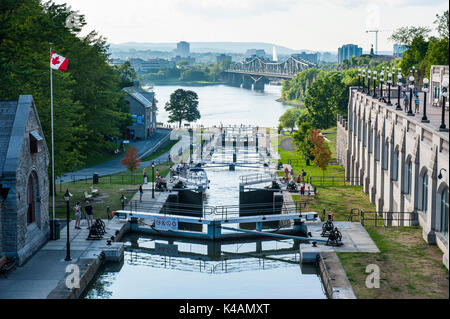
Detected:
left=280, top=137, right=294, bottom=151
left=59, top=129, right=171, bottom=183
left=0, top=219, right=126, bottom=299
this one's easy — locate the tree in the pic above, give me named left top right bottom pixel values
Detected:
left=434, top=10, right=449, bottom=39
left=117, top=61, right=137, bottom=88
left=279, top=108, right=303, bottom=132
left=309, top=129, right=331, bottom=176
left=292, top=113, right=315, bottom=159
left=120, top=146, right=141, bottom=173
left=165, top=89, right=201, bottom=127
left=389, top=26, right=431, bottom=47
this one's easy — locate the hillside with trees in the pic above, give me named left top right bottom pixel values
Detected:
left=0, top=0, right=134, bottom=177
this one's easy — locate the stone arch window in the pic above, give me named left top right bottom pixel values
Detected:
left=392, top=147, right=399, bottom=181
left=439, top=186, right=448, bottom=239
left=418, top=169, right=429, bottom=214
left=382, top=138, right=389, bottom=170
left=403, top=157, right=412, bottom=195
left=26, top=171, right=40, bottom=227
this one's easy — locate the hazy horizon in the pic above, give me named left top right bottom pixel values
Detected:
left=54, top=0, right=448, bottom=52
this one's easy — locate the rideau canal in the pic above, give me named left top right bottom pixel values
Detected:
left=82, top=84, right=327, bottom=299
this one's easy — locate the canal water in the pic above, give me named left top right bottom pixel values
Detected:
left=151, top=84, right=290, bottom=128
left=82, top=85, right=327, bottom=299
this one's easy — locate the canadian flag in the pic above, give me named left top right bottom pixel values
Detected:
left=50, top=50, right=69, bottom=72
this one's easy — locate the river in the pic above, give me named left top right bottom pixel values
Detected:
left=150, top=84, right=290, bottom=128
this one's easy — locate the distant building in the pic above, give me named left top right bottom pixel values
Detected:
left=123, top=80, right=157, bottom=140
left=338, top=44, right=363, bottom=64
left=245, top=49, right=266, bottom=58
left=216, top=54, right=232, bottom=65
left=393, top=44, right=408, bottom=58
left=177, top=41, right=190, bottom=57
left=172, top=55, right=196, bottom=66
left=320, top=52, right=338, bottom=63
left=292, top=52, right=319, bottom=65
left=0, top=95, right=50, bottom=265
left=140, top=59, right=175, bottom=73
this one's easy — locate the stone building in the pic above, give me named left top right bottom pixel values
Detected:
left=337, top=65, right=449, bottom=268
left=123, top=80, right=157, bottom=140
left=0, top=95, right=50, bottom=265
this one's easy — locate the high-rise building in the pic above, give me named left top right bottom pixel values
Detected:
left=245, top=49, right=266, bottom=58
left=338, top=44, right=363, bottom=64
left=177, top=41, right=190, bottom=57
left=216, top=54, right=232, bottom=65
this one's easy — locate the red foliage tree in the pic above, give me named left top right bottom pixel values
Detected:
left=309, top=129, right=331, bottom=176
left=120, top=146, right=141, bottom=173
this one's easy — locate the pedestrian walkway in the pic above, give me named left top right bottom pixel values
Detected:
left=59, top=129, right=172, bottom=183
left=0, top=218, right=126, bottom=299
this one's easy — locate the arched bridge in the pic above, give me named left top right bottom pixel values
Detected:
left=224, top=56, right=317, bottom=90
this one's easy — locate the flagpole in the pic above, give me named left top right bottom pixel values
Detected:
left=50, top=46, right=56, bottom=239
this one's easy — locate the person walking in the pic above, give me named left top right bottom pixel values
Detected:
left=297, top=173, right=301, bottom=184
left=414, top=92, right=420, bottom=113
left=290, top=168, right=294, bottom=181
left=73, top=201, right=82, bottom=230
left=403, top=93, right=409, bottom=112
left=156, top=168, right=160, bottom=179
left=85, top=201, right=93, bottom=229
left=143, top=168, right=148, bottom=184
left=284, top=167, right=289, bottom=178
left=139, top=185, right=144, bottom=202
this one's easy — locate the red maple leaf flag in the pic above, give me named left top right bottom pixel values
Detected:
left=50, top=50, right=69, bottom=72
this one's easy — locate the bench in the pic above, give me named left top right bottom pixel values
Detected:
left=0, top=256, right=16, bottom=278
left=90, top=186, right=98, bottom=196
left=84, top=191, right=93, bottom=200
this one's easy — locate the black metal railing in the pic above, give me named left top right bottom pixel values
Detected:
left=348, top=210, right=418, bottom=227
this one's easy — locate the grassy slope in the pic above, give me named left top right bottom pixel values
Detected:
left=276, top=129, right=449, bottom=298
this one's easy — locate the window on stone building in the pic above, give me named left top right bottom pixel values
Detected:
left=382, top=139, right=389, bottom=170
left=392, top=149, right=399, bottom=181
left=421, top=172, right=428, bottom=213
left=440, top=188, right=448, bottom=239
left=375, top=134, right=380, bottom=161
left=404, top=160, right=412, bottom=195
left=29, top=131, right=43, bottom=154
left=27, top=175, right=35, bottom=225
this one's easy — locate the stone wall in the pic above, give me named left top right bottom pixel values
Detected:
left=336, top=114, right=349, bottom=176
left=343, top=87, right=449, bottom=268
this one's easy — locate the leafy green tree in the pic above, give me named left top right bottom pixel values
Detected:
left=116, top=61, right=137, bottom=88
left=303, top=72, right=348, bottom=129
left=434, top=10, right=449, bottom=39
left=389, top=26, right=431, bottom=47
left=165, top=89, right=201, bottom=127
left=279, top=108, right=303, bottom=132
left=292, top=113, right=315, bottom=160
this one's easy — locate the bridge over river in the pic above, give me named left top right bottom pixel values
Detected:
left=224, top=56, right=316, bottom=90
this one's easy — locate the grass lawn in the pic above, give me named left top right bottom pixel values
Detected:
left=51, top=162, right=171, bottom=220
left=141, top=140, right=178, bottom=162
left=337, top=227, right=449, bottom=299
left=275, top=129, right=346, bottom=186
left=279, top=130, right=448, bottom=298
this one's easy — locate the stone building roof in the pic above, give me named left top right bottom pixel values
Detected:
left=0, top=95, right=48, bottom=177
left=0, top=101, right=18, bottom=175
left=122, top=80, right=155, bottom=109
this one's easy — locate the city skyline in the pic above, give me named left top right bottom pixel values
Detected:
left=54, top=0, right=448, bottom=53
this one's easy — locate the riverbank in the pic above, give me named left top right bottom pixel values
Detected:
left=146, top=80, right=227, bottom=86
left=276, top=98, right=305, bottom=108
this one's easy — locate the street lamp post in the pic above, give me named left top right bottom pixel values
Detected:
left=440, top=80, right=449, bottom=132
left=421, top=78, right=430, bottom=123
left=64, top=189, right=72, bottom=261
left=152, top=162, right=155, bottom=199
left=368, top=69, right=372, bottom=95
left=372, top=70, right=378, bottom=98
left=362, top=69, right=366, bottom=93
left=379, top=68, right=384, bottom=100
left=387, top=71, right=392, bottom=105
left=396, top=70, right=403, bottom=110
left=407, top=67, right=416, bottom=116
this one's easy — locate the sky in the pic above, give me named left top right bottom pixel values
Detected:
left=54, top=0, right=449, bottom=53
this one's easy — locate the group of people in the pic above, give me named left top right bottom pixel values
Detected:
left=401, top=88, right=421, bottom=114
left=73, top=201, right=94, bottom=230
left=283, top=166, right=316, bottom=196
